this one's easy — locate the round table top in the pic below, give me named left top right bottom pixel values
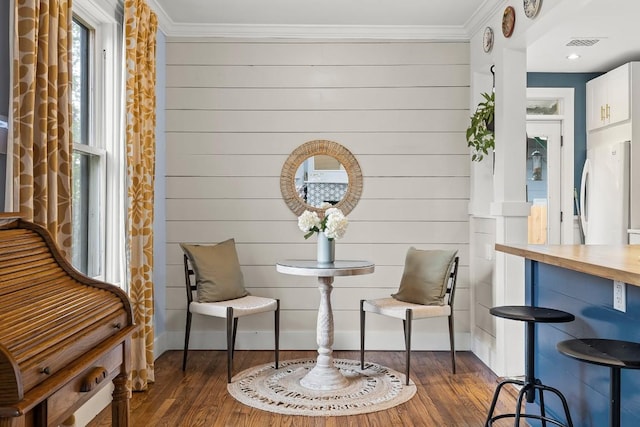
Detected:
left=276, top=260, right=375, bottom=277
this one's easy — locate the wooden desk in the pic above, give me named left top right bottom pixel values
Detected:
left=276, top=260, right=374, bottom=390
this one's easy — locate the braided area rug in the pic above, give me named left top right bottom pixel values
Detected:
left=227, top=358, right=416, bottom=416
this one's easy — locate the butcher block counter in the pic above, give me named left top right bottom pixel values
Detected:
left=496, top=244, right=640, bottom=427
left=496, top=244, right=640, bottom=286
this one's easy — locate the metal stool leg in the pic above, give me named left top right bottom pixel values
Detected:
left=611, top=367, right=621, bottom=427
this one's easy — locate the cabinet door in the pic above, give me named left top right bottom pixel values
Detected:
left=587, top=75, right=607, bottom=131
left=606, top=64, right=630, bottom=126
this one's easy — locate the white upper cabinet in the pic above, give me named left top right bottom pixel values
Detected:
left=587, top=63, right=631, bottom=131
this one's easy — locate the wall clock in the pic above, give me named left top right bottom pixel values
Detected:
left=483, top=27, right=494, bottom=53
left=502, top=6, right=516, bottom=38
left=523, top=0, right=542, bottom=19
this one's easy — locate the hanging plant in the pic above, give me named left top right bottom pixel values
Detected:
left=466, top=92, right=495, bottom=162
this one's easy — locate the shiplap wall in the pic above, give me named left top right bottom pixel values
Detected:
left=470, top=216, right=496, bottom=366
left=164, top=38, right=470, bottom=351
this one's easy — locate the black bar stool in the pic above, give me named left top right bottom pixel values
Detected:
left=485, top=305, right=575, bottom=427
left=557, top=338, right=640, bottom=427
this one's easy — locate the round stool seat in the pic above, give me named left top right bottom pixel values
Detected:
left=557, top=339, right=640, bottom=427
left=557, top=339, right=640, bottom=369
left=490, top=305, right=575, bottom=323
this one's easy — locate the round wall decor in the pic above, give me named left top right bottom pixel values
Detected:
left=483, top=27, right=494, bottom=53
left=524, top=0, right=542, bottom=19
left=502, top=6, right=516, bottom=38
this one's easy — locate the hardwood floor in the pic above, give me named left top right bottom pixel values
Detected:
left=88, top=350, right=517, bottom=427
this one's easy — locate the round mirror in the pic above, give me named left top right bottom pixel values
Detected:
left=280, top=140, right=363, bottom=216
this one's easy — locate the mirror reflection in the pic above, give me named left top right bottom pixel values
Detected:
left=295, top=155, right=349, bottom=208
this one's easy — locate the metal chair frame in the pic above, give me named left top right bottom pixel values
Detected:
left=182, top=254, right=280, bottom=382
left=360, top=256, right=459, bottom=385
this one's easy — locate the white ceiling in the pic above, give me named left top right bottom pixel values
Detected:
left=152, top=0, right=640, bottom=73
left=152, top=0, right=486, bottom=27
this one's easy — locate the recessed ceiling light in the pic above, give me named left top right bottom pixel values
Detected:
left=567, top=53, right=581, bottom=60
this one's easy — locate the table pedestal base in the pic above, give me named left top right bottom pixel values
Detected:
left=300, top=362, right=349, bottom=390
left=300, top=276, right=349, bottom=391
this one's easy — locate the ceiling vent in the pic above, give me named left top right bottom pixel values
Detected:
left=566, top=38, right=601, bottom=47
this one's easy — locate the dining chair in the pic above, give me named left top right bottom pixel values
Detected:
left=181, top=239, right=280, bottom=383
left=360, top=248, right=459, bottom=385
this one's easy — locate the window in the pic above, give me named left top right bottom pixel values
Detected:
left=71, top=18, right=105, bottom=278
left=70, top=2, right=123, bottom=284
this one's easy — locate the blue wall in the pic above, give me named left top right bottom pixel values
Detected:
left=527, top=73, right=602, bottom=201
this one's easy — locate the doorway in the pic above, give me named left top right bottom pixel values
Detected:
left=526, top=87, right=575, bottom=245
left=526, top=121, right=562, bottom=244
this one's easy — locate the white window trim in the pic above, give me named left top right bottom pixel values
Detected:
left=73, top=0, right=126, bottom=288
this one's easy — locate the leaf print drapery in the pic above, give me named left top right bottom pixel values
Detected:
left=11, top=0, right=73, bottom=255
left=125, top=0, right=158, bottom=392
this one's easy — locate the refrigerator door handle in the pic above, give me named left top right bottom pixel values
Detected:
left=580, top=158, right=590, bottom=240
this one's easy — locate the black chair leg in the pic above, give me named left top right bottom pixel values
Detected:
left=448, top=314, right=456, bottom=374
left=403, top=309, right=412, bottom=386
left=226, top=307, right=234, bottom=383
left=182, top=310, right=192, bottom=371
left=360, top=300, right=366, bottom=370
left=274, top=299, right=280, bottom=369
left=232, top=318, right=239, bottom=356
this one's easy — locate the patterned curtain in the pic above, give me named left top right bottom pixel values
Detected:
left=125, top=0, right=157, bottom=391
left=11, top=0, right=73, bottom=255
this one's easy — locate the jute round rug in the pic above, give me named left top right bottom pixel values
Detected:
left=227, top=358, right=416, bottom=416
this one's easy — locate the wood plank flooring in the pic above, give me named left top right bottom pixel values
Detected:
left=88, top=350, right=517, bottom=427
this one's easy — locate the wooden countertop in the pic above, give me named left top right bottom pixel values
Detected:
left=495, top=244, right=640, bottom=286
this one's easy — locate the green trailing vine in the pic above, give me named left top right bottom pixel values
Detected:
left=466, top=92, right=495, bottom=162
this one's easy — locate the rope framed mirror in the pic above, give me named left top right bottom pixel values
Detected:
left=280, top=140, right=363, bottom=216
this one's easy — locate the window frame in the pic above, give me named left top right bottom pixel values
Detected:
left=71, top=0, right=124, bottom=286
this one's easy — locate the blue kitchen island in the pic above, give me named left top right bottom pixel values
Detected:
left=495, top=244, right=640, bottom=427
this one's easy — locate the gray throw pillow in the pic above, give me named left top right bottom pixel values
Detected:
left=180, top=239, right=249, bottom=303
left=391, top=247, right=458, bottom=306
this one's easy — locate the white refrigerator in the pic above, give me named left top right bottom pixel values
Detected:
left=580, top=140, right=631, bottom=244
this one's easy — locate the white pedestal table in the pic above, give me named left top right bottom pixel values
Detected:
left=276, top=260, right=375, bottom=391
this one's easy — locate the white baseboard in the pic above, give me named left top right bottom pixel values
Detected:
left=471, top=326, right=497, bottom=374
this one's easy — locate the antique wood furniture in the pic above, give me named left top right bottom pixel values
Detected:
left=0, top=216, right=136, bottom=427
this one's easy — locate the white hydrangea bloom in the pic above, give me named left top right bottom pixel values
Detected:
left=298, top=210, right=321, bottom=233
left=324, top=207, right=341, bottom=218
left=324, top=210, right=348, bottom=239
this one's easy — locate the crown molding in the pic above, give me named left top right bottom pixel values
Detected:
left=147, top=0, right=503, bottom=41
left=465, top=0, right=506, bottom=37
left=160, top=23, right=470, bottom=40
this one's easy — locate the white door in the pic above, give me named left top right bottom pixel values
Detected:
left=526, top=121, right=562, bottom=244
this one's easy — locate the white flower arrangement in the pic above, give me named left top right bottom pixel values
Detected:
left=298, top=204, right=348, bottom=240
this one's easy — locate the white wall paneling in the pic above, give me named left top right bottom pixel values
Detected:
left=165, top=38, right=470, bottom=351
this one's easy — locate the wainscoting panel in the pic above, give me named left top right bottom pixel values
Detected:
left=165, top=37, right=470, bottom=351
